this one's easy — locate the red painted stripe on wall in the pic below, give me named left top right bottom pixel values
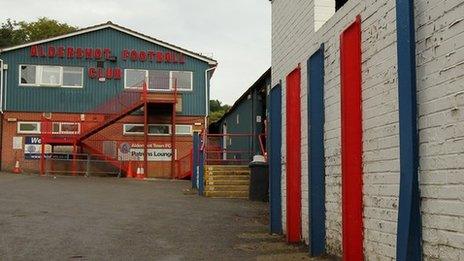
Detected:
left=286, top=67, right=302, bottom=243
left=340, top=16, right=364, bottom=261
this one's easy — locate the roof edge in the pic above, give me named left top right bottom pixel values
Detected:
left=211, top=67, right=271, bottom=126
left=0, top=21, right=217, bottom=65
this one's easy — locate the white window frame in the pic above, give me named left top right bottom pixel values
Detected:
left=19, top=64, right=84, bottom=88
left=148, top=124, right=172, bottom=136
left=124, top=69, right=148, bottom=90
left=17, top=121, right=41, bottom=134
left=123, top=124, right=172, bottom=136
left=175, top=125, right=193, bottom=135
left=52, top=122, right=81, bottom=134
left=124, top=69, right=193, bottom=92
left=62, top=67, right=84, bottom=88
left=170, top=71, right=193, bottom=91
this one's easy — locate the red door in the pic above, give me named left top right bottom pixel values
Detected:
left=286, top=67, right=301, bottom=243
left=340, top=16, right=363, bottom=261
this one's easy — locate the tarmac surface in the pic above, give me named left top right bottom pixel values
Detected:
left=0, top=173, right=335, bottom=260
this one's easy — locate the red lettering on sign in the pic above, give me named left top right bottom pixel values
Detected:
left=172, top=52, right=178, bottom=63
left=97, top=68, right=104, bottom=79
left=164, top=52, right=172, bottom=63
left=139, top=51, right=147, bottom=62
left=85, top=48, right=93, bottom=59
left=66, top=47, right=74, bottom=58
left=38, top=46, right=45, bottom=57
left=94, top=48, right=102, bottom=59
left=57, top=46, right=65, bottom=58
left=130, top=50, right=138, bottom=61
left=148, top=51, right=155, bottom=61
left=30, top=46, right=38, bottom=57
left=29, top=45, right=186, bottom=64
left=114, top=67, right=122, bottom=80
left=156, top=52, right=163, bottom=63
left=105, top=68, right=113, bottom=79
left=122, top=49, right=129, bottom=60
left=48, top=46, right=56, bottom=58
left=76, top=48, right=84, bottom=59
left=88, top=68, right=97, bottom=78
left=103, top=48, right=111, bottom=59
left=178, top=53, right=185, bottom=64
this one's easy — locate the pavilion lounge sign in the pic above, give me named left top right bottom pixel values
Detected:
left=29, top=45, right=186, bottom=64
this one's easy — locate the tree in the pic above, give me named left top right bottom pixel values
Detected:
left=209, top=100, right=230, bottom=123
left=0, top=18, right=77, bottom=48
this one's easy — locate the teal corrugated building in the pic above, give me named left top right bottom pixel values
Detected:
left=209, top=68, right=270, bottom=162
left=0, top=22, right=217, bottom=178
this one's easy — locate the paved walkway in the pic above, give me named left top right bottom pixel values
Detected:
left=0, top=173, right=332, bottom=260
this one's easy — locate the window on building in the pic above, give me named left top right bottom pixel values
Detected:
left=124, top=124, right=171, bottom=136
left=171, top=71, right=193, bottom=90
left=17, top=122, right=41, bottom=134
left=40, top=66, right=61, bottom=86
left=148, top=125, right=171, bottom=135
left=123, top=124, right=192, bottom=136
left=52, top=122, right=80, bottom=134
left=63, top=67, right=84, bottom=87
left=148, top=70, right=170, bottom=90
left=175, top=125, right=192, bottom=135
left=125, top=69, right=146, bottom=89
left=19, top=65, right=83, bottom=88
left=20, top=65, right=37, bottom=85
left=124, top=69, right=193, bottom=91
left=236, top=114, right=240, bottom=125
left=123, top=124, right=145, bottom=135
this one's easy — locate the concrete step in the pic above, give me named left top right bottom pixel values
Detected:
left=205, top=175, right=250, bottom=181
left=205, top=184, right=249, bottom=192
left=204, top=170, right=250, bottom=176
left=204, top=190, right=249, bottom=198
left=205, top=165, right=250, bottom=171
left=206, top=179, right=250, bottom=186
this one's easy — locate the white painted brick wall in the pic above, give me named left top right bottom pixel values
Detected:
left=272, top=0, right=463, bottom=259
left=416, top=0, right=464, bottom=260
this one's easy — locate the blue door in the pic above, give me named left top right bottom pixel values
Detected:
left=269, top=83, right=282, bottom=234
left=308, top=45, right=326, bottom=256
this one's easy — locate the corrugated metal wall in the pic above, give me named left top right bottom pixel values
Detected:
left=0, top=28, right=211, bottom=115
left=218, top=85, right=267, bottom=160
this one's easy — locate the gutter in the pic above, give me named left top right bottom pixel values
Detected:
left=204, top=66, right=217, bottom=130
left=0, top=58, right=3, bottom=114
left=0, top=58, right=3, bottom=170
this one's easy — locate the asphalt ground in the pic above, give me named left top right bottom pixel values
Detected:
left=0, top=173, right=335, bottom=261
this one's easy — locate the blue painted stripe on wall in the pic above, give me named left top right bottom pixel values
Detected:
left=269, top=83, right=282, bottom=234
left=192, top=133, right=200, bottom=189
left=308, top=44, right=326, bottom=256
left=395, top=0, right=422, bottom=260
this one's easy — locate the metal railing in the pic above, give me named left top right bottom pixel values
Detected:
left=201, top=133, right=263, bottom=165
left=44, top=153, right=124, bottom=177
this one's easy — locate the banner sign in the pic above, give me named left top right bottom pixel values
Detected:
left=118, top=142, right=175, bottom=161
left=24, top=136, right=68, bottom=160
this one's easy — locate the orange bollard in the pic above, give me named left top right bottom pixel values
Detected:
left=13, top=161, right=22, bottom=174
left=136, top=165, right=146, bottom=180
left=126, top=161, right=134, bottom=178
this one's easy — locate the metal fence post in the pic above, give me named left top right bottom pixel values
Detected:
left=198, top=149, right=204, bottom=196
left=86, top=154, right=91, bottom=177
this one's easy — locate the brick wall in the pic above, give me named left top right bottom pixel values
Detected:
left=1, top=112, right=203, bottom=178
left=416, top=1, right=464, bottom=260
left=271, top=0, right=463, bottom=259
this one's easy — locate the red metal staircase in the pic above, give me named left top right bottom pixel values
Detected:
left=40, top=81, right=181, bottom=177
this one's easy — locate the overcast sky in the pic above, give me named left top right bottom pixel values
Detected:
left=0, top=0, right=271, bottom=105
